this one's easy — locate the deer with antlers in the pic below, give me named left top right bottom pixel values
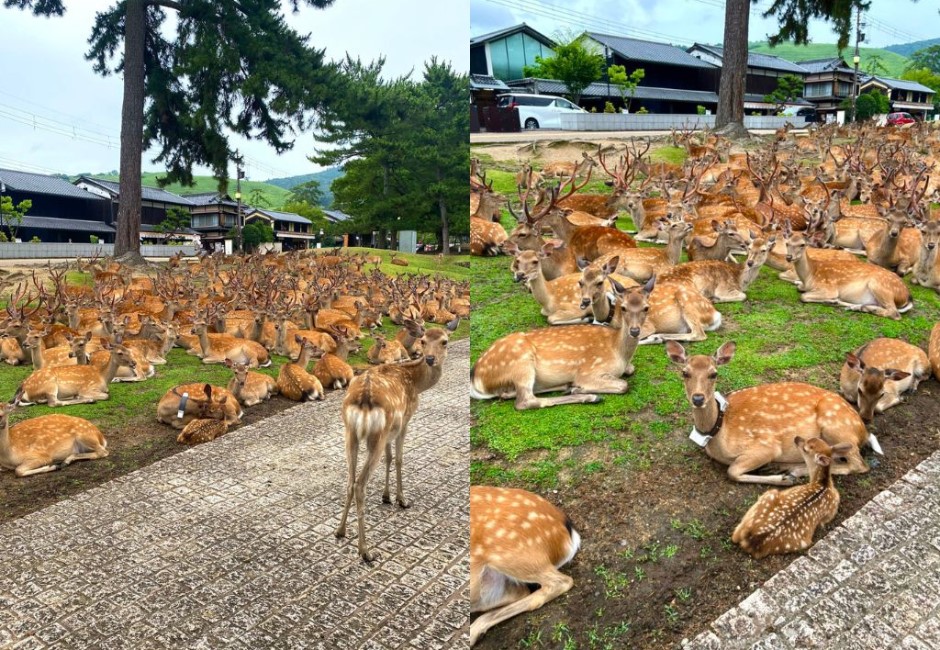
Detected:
left=469, top=486, right=580, bottom=646
left=686, top=220, right=748, bottom=262
left=335, top=320, right=459, bottom=562
left=660, top=233, right=776, bottom=302
left=188, top=306, right=271, bottom=367
left=313, top=326, right=359, bottom=390
left=18, top=341, right=136, bottom=407
left=0, top=388, right=109, bottom=477
left=591, top=215, right=692, bottom=284
left=839, top=338, right=930, bottom=422
left=666, top=341, right=872, bottom=485
left=471, top=280, right=651, bottom=409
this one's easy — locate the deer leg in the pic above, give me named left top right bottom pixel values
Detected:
left=395, top=431, right=410, bottom=508
left=61, top=448, right=109, bottom=466
left=334, top=432, right=359, bottom=539
left=571, top=370, right=628, bottom=394
left=876, top=391, right=902, bottom=413
left=354, top=435, right=387, bottom=563
left=15, top=459, right=62, bottom=477
left=514, top=385, right=602, bottom=410
left=727, top=449, right=797, bottom=486
left=714, top=289, right=747, bottom=303
left=866, top=283, right=903, bottom=320
left=799, top=288, right=839, bottom=304
left=382, top=442, right=393, bottom=504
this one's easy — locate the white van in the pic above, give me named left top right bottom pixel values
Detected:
left=496, top=92, right=587, bottom=129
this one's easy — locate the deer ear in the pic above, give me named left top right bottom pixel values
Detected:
left=294, top=334, right=302, bottom=343
left=539, top=242, right=554, bottom=258
left=603, top=256, right=620, bottom=275
left=767, top=234, right=777, bottom=245
left=711, top=220, right=720, bottom=231
left=576, top=257, right=590, bottom=270
left=831, top=442, right=854, bottom=454
left=204, top=384, right=213, bottom=398
left=665, top=341, right=687, bottom=365
left=502, top=241, right=520, bottom=256
left=885, top=369, right=911, bottom=381
left=224, top=359, right=233, bottom=368
left=845, top=352, right=864, bottom=371
left=816, top=454, right=832, bottom=467
left=609, top=277, right=626, bottom=296
left=642, top=274, right=656, bottom=294
left=793, top=435, right=805, bottom=448
left=714, top=341, right=736, bottom=366
left=446, top=317, right=460, bottom=332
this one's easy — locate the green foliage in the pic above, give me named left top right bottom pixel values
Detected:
left=763, top=73, right=805, bottom=111
left=287, top=179, right=325, bottom=207
left=636, top=106, right=649, bottom=114
left=696, top=105, right=707, bottom=115
left=247, top=187, right=270, bottom=208
left=901, top=67, right=940, bottom=92
left=608, top=64, right=645, bottom=111
left=29, top=236, right=40, bottom=243
left=523, top=37, right=604, bottom=102
left=91, top=173, right=290, bottom=208
left=907, top=44, right=940, bottom=74
left=241, top=221, right=274, bottom=249
left=854, top=90, right=890, bottom=121
left=865, top=53, right=889, bottom=77
left=760, top=3, right=867, bottom=50
left=281, top=200, right=326, bottom=229
left=153, top=206, right=191, bottom=241
left=0, top=195, right=31, bottom=241
left=89, top=235, right=99, bottom=244
left=603, top=101, right=616, bottom=113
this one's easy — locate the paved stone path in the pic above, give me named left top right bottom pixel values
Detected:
left=0, top=341, right=470, bottom=650
left=683, top=450, right=940, bottom=650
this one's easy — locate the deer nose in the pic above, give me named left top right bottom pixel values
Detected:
left=580, top=298, right=591, bottom=309
left=747, top=260, right=755, bottom=267
left=513, top=273, right=525, bottom=282
left=425, top=356, right=436, bottom=366
left=629, top=327, right=640, bottom=337
left=785, top=255, right=793, bottom=262
left=691, top=393, right=706, bottom=407
left=929, top=243, right=936, bottom=250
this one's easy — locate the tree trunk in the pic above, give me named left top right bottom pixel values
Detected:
left=714, top=0, right=750, bottom=138
left=114, top=0, right=147, bottom=263
left=437, top=167, right=449, bottom=255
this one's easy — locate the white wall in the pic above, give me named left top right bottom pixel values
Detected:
left=0, top=242, right=199, bottom=259
left=557, top=113, right=808, bottom=131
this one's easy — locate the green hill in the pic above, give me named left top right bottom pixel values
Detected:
left=89, top=172, right=292, bottom=209
left=884, top=38, right=940, bottom=59
left=264, top=166, right=344, bottom=207
left=749, top=41, right=910, bottom=78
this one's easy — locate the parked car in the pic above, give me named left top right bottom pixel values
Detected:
left=496, top=92, right=587, bottom=129
left=886, top=112, right=916, bottom=126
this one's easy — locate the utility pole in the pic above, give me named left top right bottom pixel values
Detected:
left=851, top=5, right=863, bottom=122
left=234, top=152, right=244, bottom=253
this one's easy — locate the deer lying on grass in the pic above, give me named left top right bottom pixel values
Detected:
left=335, top=321, right=458, bottom=562
left=632, top=278, right=722, bottom=344
left=394, top=318, right=426, bottom=357
left=122, top=322, right=178, bottom=364
left=19, top=342, right=136, bottom=406
left=785, top=228, right=913, bottom=320
left=911, top=219, right=940, bottom=291
left=660, top=234, right=775, bottom=302
left=368, top=334, right=409, bottom=364
left=667, top=341, right=872, bottom=485
left=839, top=338, right=930, bottom=422
left=189, top=319, right=271, bottom=367
left=225, top=360, right=278, bottom=407
left=686, top=220, right=748, bottom=262
left=277, top=336, right=324, bottom=401
left=157, top=383, right=242, bottom=429
left=469, top=486, right=580, bottom=647
left=863, top=206, right=922, bottom=274
left=471, top=281, right=651, bottom=409
left=593, top=217, right=692, bottom=283
left=732, top=436, right=844, bottom=559
left=541, top=204, right=636, bottom=264
left=21, top=330, right=89, bottom=368
left=313, top=326, right=358, bottom=390
left=0, top=388, right=108, bottom=477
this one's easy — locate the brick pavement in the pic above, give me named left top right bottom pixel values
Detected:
left=0, top=341, right=471, bottom=650
left=682, top=450, right=940, bottom=650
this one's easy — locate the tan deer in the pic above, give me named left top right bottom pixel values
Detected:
left=659, top=234, right=776, bottom=302
left=225, top=360, right=278, bottom=407
left=122, top=322, right=179, bottom=364
left=686, top=220, right=748, bottom=262
left=277, top=336, right=324, bottom=401
left=189, top=319, right=271, bottom=367
left=593, top=217, right=692, bottom=283
left=470, top=281, right=651, bottom=409
left=0, top=388, right=108, bottom=477
left=469, top=486, right=580, bottom=647
left=931, top=322, right=940, bottom=378
left=19, top=342, right=137, bottom=406
left=785, top=229, right=913, bottom=320
left=335, top=321, right=459, bottom=562
left=839, top=338, right=930, bottom=422
left=368, top=334, right=409, bottom=365
left=911, top=219, right=940, bottom=291
left=732, top=436, right=844, bottom=559
left=666, top=341, right=872, bottom=485
left=313, top=326, right=358, bottom=390
left=863, top=206, right=922, bottom=274
left=177, top=417, right=230, bottom=445
left=634, top=278, right=722, bottom=344
left=21, top=330, right=89, bottom=368
left=156, top=383, right=243, bottom=429
left=394, top=318, right=426, bottom=356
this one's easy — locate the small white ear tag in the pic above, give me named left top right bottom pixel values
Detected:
left=868, top=433, right=883, bottom=456
left=177, top=392, right=189, bottom=420
left=689, top=429, right=712, bottom=447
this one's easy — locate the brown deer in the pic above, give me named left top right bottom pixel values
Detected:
left=470, top=280, right=651, bottom=409
left=633, top=278, right=722, bottom=344
left=732, top=436, right=844, bottom=559
left=666, top=340, right=872, bottom=485
left=225, top=360, right=278, bottom=407
left=839, top=338, right=930, bottom=422
left=911, top=219, right=940, bottom=291
left=189, top=319, right=271, bottom=367
left=177, top=417, right=230, bottom=445
left=156, top=383, right=243, bottom=429
left=659, top=234, right=776, bottom=302
left=334, top=320, right=458, bottom=562
left=313, top=326, right=358, bottom=390
left=785, top=229, right=913, bottom=320
left=0, top=388, right=108, bottom=477
left=394, top=318, right=426, bottom=357
left=593, top=217, right=692, bottom=283
left=277, top=336, right=324, bottom=401
left=469, top=486, right=580, bottom=647
left=19, top=342, right=137, bottom=406
left=863, top=206, right=922, bottom=274
left=686, top=220, right=748, bottom=262
left=368, top=334, right=409, bottom=365
left=931, top=322, right=940, bottom=379
left=122, top=322, right=179, bottom=364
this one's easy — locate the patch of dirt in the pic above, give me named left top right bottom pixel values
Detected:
left=474, top=380, right=940, bottom=650
left=474, top=137, right=672, bottom=169
left=0, top=395, right=304, bottom=525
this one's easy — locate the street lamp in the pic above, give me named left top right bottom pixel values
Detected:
left=852, top=54, right=861, bottom=123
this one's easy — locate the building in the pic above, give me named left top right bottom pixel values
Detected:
left=186, top=192, right=239, bottom=250
left=796, top=58, right=858, bottom=118
left=244, top=208, right=317, bottom=250
left=470, top=23, right=555, bottom=82
left=859, top=75, right=935, bottom=119
left=74, top=177, right=197, bottom=244
left=0, top=168, right=113, bottom=243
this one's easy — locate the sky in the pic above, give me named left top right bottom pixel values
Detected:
left=471, top=0, right=940, bottom=53
left=0, top=0, right=469, bottom=182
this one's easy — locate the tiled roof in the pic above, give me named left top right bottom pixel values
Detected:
left=323, top=209, right=351, bottom=223
left=247, top=208, right=311, bottom=225
left=78, top=177, right=194, bottom=206
left=470, top=23, right=554, bottom=47
left=796, top=58, right=854, bottom=74
left=19, top=216, right=115, bottom=233
left=586, top=32, right=716, bottom=69
left=184, top=192, right=237, bottom=206
left=861, top=75, right=935, bottom=94
left=689, top=44, right=808, bottom=74
left=0, top=169, right=106, bottom=201
left=470, top=74, right=511, bottom=91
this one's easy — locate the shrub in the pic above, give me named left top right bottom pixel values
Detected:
left=89, top=235, right=99, bottom=244
left=636, top=106, right=649, bottom=114
left=590, top=106, right=597, bottom=113
left=30, top=236, right=40, bottom=243
left=0, top=232, right=8, bottom=243
left=696, top=105, right=707, bottom=115
left=604, top=101, right=616, bottom=113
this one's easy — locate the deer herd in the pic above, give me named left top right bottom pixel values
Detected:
left=469, top=122, right=940, bottom=644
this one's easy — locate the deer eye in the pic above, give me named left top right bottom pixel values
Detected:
left=681, top=370, right=691, bottom=379
left=708, top=372, right=718, bottom=379
left=643, top=306, right=649, bottom=312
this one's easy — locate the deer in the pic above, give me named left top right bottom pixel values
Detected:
left=368, top=334, right=409, bottom=365
left=469, top=486, right=580, bottom=647
left=593, top=216, right=692, bottom=284
left=911, top=219, right=940, bottom=291
left=18, top=342, right=137, bottom=406
left=686, top=220, right=748, bottom=262
left=785, top=227, right=913, bottom=320
left=394, top=318, right=426, bottom=357
left=156, top=383, right=243, bottom=429
left=313, top=326, right=359, bottom=390
left=631, top=278, right=722, bottom=345
left=334, top=319, right=459, bottom=562
left=277, top=336, right=324, bottom=401
left=659, top=234, right=776, bottom=302
left=225, top=360, right=278, bottom=407
left=863, top=205, right=923, bottom=274
left=122, top=322, right=179, bottom=365
left=177, top=417, right=230, bottom=445
left=732, top=436, right=845, bottom=559
left=515, top=162, right=543, bottom=190
left=21, top=330, right=89, bottom=368
left=0, top=387, right=109, bottom=477
left=666, top=340, right=872, bottom=486
left=189, top=318, right=271, bottom=367
left=470, top=280, right=651, bottom=409
left=931, top=322, right=940, bottom=379
left=839, top=338, right=930, bottom=422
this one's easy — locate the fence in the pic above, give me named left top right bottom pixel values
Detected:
left=0, top=242, right=199, bottom=259
left=557, top=113, right=809, bottom=131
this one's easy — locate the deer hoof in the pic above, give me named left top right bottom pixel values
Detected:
left=334, top=526, right=346, bottom=538
left=382, top=493, right=392, bottom=504
left=361, top=550, right=377, bottom=563
left=397, top=498, right=411, bottom=509
left=586, top=395, right=603, bottom=404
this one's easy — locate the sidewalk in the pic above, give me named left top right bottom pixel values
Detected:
left=683, top=450, right=940, bottom=650
left=0, top=341, right=471, bottom=650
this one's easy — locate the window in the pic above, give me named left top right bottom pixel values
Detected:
left=190, top=214, right=216, bottom=228
left=836, top=81, right=852, bottom=97
left=804, top=82, right=830, bottom=98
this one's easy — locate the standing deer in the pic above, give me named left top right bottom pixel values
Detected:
left=732, top=436, right=844, bottom=559
left=469, top=486, right=580, bottom=646
left=335, top=321, right=459, bottom=562
left=666, top=341, right=872, bottom=485
left=839, top=338, right=929, bottom=422
left=0, top=388, right=108, bottom=477
left=471, top=280, right=651, bottom=409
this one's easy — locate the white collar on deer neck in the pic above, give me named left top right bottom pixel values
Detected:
left=590, top=292, right=619, bottom=326
left=689, top=392, right=728, bottom=448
